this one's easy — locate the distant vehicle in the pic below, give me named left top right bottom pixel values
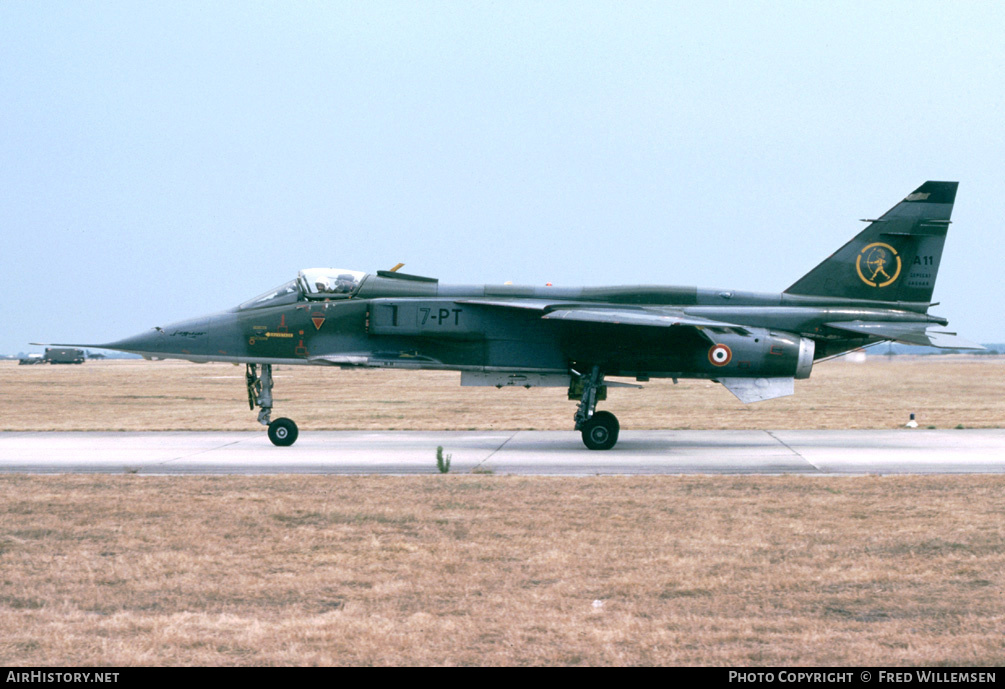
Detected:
left=45, top=181, right=981, bottom=449
left=18, top=353, right=46, bottom=365
left=44, top=347, right=85, bottom=364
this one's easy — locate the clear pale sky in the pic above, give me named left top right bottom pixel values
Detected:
left=2, top=1, right=1003, bottom=354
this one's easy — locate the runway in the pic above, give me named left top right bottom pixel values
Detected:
left=0, top=429, right=1003, bottom=475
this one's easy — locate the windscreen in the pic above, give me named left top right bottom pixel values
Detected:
left=237, top=280, right=301, bottom=310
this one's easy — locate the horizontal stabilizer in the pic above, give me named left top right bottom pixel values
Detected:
left=719, top=377, right=795, bottom=403
left=824, top=321, right=984, bottom=349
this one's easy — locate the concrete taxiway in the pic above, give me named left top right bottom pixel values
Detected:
left=0, top=429, right=1003, bottom=475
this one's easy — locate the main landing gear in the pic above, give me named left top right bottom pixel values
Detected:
left=573, top=365, right=620, bottom=450
left=246, top=363, right=299, bottom=446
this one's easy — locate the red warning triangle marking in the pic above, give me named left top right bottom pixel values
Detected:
left=312, top=317, right=325, bottom=330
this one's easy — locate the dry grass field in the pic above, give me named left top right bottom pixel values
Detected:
left=1, top=357, right=1003, bottom=666
left=1, top=355, right=1003, bottom=432
left=0, top=475, right=1002, bottom=666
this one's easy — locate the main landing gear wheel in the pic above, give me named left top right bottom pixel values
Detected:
left=581, top=410, right=619, bottom=451
left=268, top=417, right=299, bottom=447
left=573, top=365, right=620, bottom=450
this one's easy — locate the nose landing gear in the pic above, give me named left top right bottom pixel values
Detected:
left=246, top=363, right=299, bottom=446
left=267, top=417, right=298, bottom=446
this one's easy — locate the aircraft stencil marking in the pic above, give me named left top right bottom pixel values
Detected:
left=419, top=307, right=462, bottom=326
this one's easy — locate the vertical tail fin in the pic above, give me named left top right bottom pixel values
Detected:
left=785, top=181, right=958, bottom=304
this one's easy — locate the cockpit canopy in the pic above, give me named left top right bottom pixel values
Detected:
left=237, top=268, right=368, bottom=310
left=299, top=268, right=367, bottom=297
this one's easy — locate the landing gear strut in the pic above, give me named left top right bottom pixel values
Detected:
left=246, top=363, right=298, bottom=446
left=572, top=365, right=619, bottom=450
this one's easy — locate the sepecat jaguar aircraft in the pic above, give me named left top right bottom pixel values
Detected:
left=44, top=181, right=981, bottom=449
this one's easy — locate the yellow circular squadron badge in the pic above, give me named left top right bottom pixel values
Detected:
left=856, top=242, right=902, bottom=287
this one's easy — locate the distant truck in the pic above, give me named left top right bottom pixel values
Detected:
left=43, top=347, right=86, bottom=364
left=18, top=353, right=46, bottom=365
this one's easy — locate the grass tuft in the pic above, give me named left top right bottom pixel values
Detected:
left=436, top=445, right=451, bottom=474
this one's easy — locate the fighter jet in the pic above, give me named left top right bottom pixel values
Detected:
left=45, top=181, right=981, bottom=449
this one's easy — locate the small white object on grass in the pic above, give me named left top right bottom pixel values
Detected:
left=906, top=413, right=918, bottom=428
left=592, top=600, right=604, bottom=609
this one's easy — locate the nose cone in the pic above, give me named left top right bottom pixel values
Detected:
left=99, top=328, right=173, bottom=357
left=99, top=313, right=237, bottom=362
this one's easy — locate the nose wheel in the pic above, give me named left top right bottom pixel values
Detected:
left=247, top=363, right=300, bottom=446
left=267, top=417, right=299, bottom=446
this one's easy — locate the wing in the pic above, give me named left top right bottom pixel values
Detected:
left=541, top=308, right=746, bottom=338
left=458, top=299, right=747, bottom=343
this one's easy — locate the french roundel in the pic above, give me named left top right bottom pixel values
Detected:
left=708, top=343, right=732, bottom=366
